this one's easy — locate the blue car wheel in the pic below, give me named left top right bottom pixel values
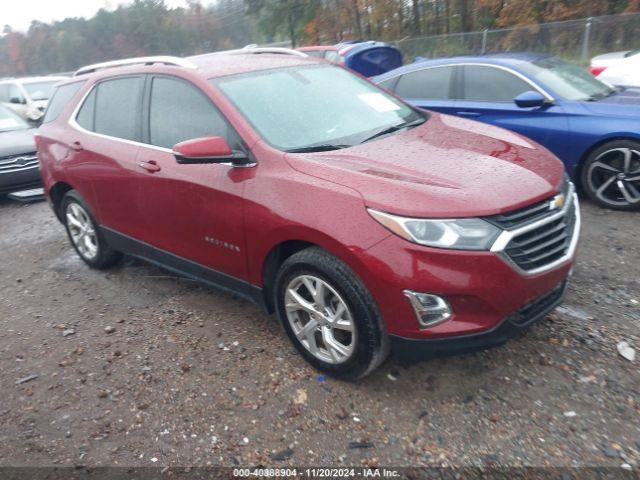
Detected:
left=582, top=140, right=640, bottom=210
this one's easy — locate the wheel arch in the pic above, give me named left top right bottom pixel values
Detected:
left=259, top=232, right=374, bottom=314
left=48, top=181, right=75, bottom=221
left=261, top=240, right=317, bottom=313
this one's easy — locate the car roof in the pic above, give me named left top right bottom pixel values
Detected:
left=190, top=51, right=318, bottom=78
left=375, top=52, right=552, bottom=79
left=63, top=52, right=320, bottom=85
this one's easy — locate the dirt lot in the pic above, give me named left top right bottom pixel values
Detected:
left=0, top=196, right=638, bottom=469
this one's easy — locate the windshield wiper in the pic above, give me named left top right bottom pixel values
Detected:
left=360, top=118, right=426, bottom=144
left=587, top=89, right=617, bottom=101
left=285, top=144, right=351, bottom=153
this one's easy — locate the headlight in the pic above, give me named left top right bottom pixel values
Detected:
left=368, top=209, right=501, bottom=250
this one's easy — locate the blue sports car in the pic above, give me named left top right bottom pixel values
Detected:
left=374, top=53, right=640, bottom=210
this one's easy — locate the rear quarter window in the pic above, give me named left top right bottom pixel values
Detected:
left=42, top=81, right=85, bottom=124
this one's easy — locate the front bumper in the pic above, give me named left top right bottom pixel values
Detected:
left=0, top=165, right=42, bottom=195
left=389, top=281, right=567, bottom=361
left=359, top=191, right=579, bottom=341
left=0, top=152, right=41, bottom=195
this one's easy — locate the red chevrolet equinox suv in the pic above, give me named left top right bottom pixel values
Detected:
left=37, top=51, right=580, bottom=379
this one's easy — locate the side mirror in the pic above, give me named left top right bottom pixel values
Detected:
left=10, top=97, right=25, bottom=105
left=514, top=91, right=549, bottom=108
left=173, top=136, right=251, bottom=166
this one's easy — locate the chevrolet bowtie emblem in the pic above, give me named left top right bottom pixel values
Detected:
left=550, top=193, right=565, bottom=210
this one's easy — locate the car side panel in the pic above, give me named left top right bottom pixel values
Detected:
left=241, top=141, right=390, bottom=289
left=38, top=122, right=100, bottom=213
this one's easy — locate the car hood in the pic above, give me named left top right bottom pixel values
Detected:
left=285, top=113, right=564, bottom=218
left=0, top=128, right=36, bottom=157
left=580, top=88, right=640, bottom=117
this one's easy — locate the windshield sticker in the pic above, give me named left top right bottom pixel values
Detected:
left=358, top=93, right=401, bottom=113
left=0, top=118, right=21, bottom=129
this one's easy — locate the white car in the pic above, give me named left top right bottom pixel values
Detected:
left=0, top=76, right=68, bottom=122
left=590, top=50, right=639, bottom=73
left=594, top=53, right=640, bottom=88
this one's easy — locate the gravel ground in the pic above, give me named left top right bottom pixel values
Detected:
left=0, top=196, right=638, bottom=470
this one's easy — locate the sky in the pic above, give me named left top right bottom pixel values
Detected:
left=3, top=0, right=192, bottom=32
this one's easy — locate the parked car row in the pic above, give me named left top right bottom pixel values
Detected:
left=34, top=48, right=581, bottom=379
left=0, top=75, right=69, bottom=199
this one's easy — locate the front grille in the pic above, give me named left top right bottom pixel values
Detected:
left=510, top=282, right=566, bottom=326
left=486, top=198, right=553, bottom=229
left=0, top=153, right=39, bottom=174
left=504, top=198, right=577, bottom=272
left=486, top=176, right=570, bottom=229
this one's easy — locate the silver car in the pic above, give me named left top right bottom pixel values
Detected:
left=0, top=76, right=68, bottom=122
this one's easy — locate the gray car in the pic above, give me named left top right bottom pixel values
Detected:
left=0, top=106, right=40, bottom=196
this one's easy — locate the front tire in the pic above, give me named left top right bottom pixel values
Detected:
left=581, top=140, right=640, bottom=210
left=61, top=190, right=122, bottom=269
left=274, top=247, right=389, bottom=380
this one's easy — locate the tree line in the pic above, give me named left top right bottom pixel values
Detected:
left=1, top=0, right=638, bottom=77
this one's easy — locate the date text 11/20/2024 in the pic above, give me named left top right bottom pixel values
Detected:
left=233, top=468, right=401, bottom=477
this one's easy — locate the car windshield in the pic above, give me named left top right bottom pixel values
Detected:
left=520, top=57, right=617, bottom=101
left=212, top=64, right=424, bottom=151
left=23, top=81, right=58, bottom=101
left=0, top=105, right=29, bottom=132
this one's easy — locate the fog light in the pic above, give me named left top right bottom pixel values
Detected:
left=403, top=290, right=452, bottom=328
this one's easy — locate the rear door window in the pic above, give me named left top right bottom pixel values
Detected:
left=75, top=76, right=143, bottom=141
left=148, top=76, right=230, bottom=150
left=461, top=65, right=531, bottom=102
left=395, top=66, right=454, bottom=99
left=42, top=81, right=85, bottom=123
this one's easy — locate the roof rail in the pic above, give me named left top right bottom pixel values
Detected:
left=238, top=46, right=308, bottom=57
left=74, top=56, right=197, bottom=76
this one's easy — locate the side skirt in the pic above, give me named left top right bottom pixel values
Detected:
left=100, top=227, right=267, bottom=311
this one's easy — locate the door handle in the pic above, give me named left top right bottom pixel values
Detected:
left=456, top=111, right=481, bottom=117
left=138, top=160, right=161, bottom=173
left=70, top=141, right=83, bottom=152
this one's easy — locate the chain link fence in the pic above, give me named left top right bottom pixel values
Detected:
left=392, top=12, right=640, bottom=65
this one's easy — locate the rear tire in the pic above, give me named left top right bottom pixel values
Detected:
left=581, top=140, right=640, bottom=210
left=61, top=190, right=122, bottom=269
left=274, top=247, right=389, bottom=380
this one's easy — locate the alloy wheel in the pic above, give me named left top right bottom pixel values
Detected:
left=66, top=202, right=99, bottom=260
left=284, top=275, right=356, bottom=365
left=587, top=147, right=640, bottom=207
